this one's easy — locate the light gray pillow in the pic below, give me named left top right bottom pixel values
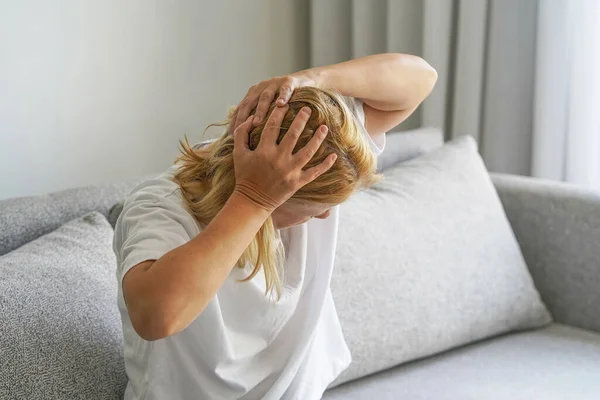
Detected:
left=0, top=212, right=126, bottom=399
left=330, top=135, right=552, bottom=387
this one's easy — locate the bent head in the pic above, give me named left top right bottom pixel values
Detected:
left=245, top=87, right=380, bottom=228
left=174, top=87, right=381, bottom=295
left=271, top=200, right=333, bottom=229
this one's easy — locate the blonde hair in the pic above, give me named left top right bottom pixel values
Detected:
left=173, top=87, right=380, bottom=297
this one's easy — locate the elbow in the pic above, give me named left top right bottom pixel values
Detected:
left=396, top=53, right=438, bottom=90
left=422, top=56, right=438, bottom=86
left=386, top=53, right=438, bottom=104
left=407, top=54, right=438, bottom=102
left=128, top=300, right=209, bottom=341
left=422, top=62, right=438, bottom=96
left=129, top=307, right=180, bottom=342
left=390, top=53, right=437, bottom=74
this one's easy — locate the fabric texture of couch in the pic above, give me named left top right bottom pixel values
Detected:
left=1, top=128, right=599, bottom=399
left=330, top=135, right=551, bottom=387
left=323, top=323, right=600, bottom=400
left=0, top=212, right=126, bottom=399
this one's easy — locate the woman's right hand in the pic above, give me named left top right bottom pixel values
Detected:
left=232, top=105, right=337, bottom=212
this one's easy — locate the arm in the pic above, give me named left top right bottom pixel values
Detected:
left=304, top=54, right=437, bottom=111
left=492, top=173, right=600, bottom=334
left=232, top=54, right=437, bottom=138
left=299, top=53, right=438, bottom=136
left=123, top=192, right=270, bottom=341
left=123, top=109, right=336, bottom=341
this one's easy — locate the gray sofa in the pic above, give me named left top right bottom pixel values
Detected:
left=1, top=129, right=599, bottom=400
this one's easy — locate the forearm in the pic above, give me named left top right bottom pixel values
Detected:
left=129, top=192, right=270, bottom=339
left=298, top=53, right=437, bottom=112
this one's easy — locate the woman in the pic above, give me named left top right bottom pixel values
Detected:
left=113, top=53, right=437, bottom=399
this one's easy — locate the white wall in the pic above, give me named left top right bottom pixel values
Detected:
left=0, top=0, right=309, bottom=199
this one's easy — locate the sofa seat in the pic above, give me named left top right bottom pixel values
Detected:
left=324, top=324, right=600, bottom=400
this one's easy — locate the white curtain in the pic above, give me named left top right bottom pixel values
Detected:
left=310, top=0, right=539, bottom=176
left=532, top=0, right=600, bottom=189
left=309, top=0, right=600, bottom=186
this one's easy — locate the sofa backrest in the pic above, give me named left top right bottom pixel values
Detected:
left=0, top=176, right=150, bottom=256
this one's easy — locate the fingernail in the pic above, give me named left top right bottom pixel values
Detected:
left=320, top=126, right=328, bottom=135
left=302, top=107, right=311, bottom=114
left=253, top=116, right=260, bottom=124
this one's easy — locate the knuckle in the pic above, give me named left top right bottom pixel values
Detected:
left=288, top=128, right=301, bottom=138
left=260, top=90, right=273, bottom=99
left=282, top=176, right=295, bottom=189
left=300, top=146, right=314, bottom=158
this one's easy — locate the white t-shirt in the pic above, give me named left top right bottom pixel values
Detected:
left=113, top=98, right=385, bottom=400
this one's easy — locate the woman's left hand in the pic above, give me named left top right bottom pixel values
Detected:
left=230, top=73, right=317, bottom=133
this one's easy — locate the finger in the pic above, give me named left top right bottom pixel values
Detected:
left=300, top=153, right=337, bottom=185
left=276, top=77, right=296, bottom=106
left=293, top=124, right=327, bottom=167
left=279, top=106, right=312, bottom=155
left=259, top=104, right=289, bottom=147
left=234, top=96, right=257, bottom=132
left=253, top=84, right=278, bottom=125
left=233, top=116, right=254, bottom=152
left=227, top=110, right=239, bottom=135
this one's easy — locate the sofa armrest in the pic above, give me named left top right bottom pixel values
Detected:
left=491, top=173, right=600, bottom=333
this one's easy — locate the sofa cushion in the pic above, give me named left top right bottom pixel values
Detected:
left=0, top=212, right=126, bottom=399
left=376, top=127, right=443, bottom=172
left=324, top=324, right=600, bottom=400
left=0, top=176, right=151, bottom=256
left=330, top=135, right=552, bottom=386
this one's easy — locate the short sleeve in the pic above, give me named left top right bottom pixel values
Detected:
left=113, top=192, right=197, bottom=282
left=342, top=96, right=386, bottom=157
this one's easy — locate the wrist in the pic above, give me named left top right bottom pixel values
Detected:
left=230, top=186, right=278, bottom=215
left=293, top=67, right=327, bottom=89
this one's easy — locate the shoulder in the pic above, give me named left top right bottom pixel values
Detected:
left=113, top=165, right=202, bottom=278
left=117, top=164, right=200, bottom=239
left=126, top=164, right=182, bottom=203
left=341, top=96, right=386, bottom=157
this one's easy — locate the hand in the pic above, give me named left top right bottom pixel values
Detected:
left=232, top=105, right=337, bottom=212
left=230, top=73, right=317, bottom=134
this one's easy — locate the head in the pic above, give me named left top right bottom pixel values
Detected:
left=271, top=200, right=333, bottom=229
left=173, top=87, right=381, bottom=296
